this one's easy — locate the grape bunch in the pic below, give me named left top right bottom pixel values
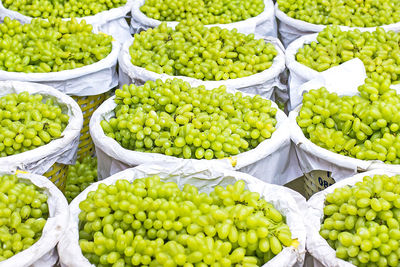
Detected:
left=140, top=0, right=264, bottom=24
left=129, top=20, right=277, bottom=81
left=78, top=177, right=293, bottom=266
left=0, top=91, right=69, bottom=157
left=0, top=17, right=112, bottom=73
left=296, top=26, right=400, bottom=82
left=3, top=0, right=127, bottom=19
left=101, top=79, right=277, bottom=160
left=0, top=174, right=49, bottom=261
left=277, top=0, right=400, bottom=27
left=297, top=73, right=400, bottom=164
left=320, top=174, right=400, bottom=266
left=64, top=156, right=98, bottom=203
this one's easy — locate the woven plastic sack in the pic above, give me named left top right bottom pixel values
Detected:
left=306, top=169, right=399, bottom=267
left=0, top=0, right=134, bottom=43
left=57, top=162, right=306, bottom=267
left=0, top=170, right=69, bottom=267
left=0, top=81, right=83, bottom=174
left=118, top=36, right=287, bottom=101
left=90, top=88, right=302, bottom=184
left=130, top=0, right=277, bottom=37
left=274, top=2, right=400, bottom=47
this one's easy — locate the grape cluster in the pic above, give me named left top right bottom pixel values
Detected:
left=3, top=0, right=127, bottom=19
left=0, top=91, right=69, bottom=157
left=277, top=0, right=400, bottom=27
left=0, top=17, right=112, bottom=73
left=140, top=0, right=264, bottom=24
left=321, top=174, right=400, bottom=266
left=79, top=177, right=293, bottom=266
left=64, top=156, right=98, bottom=203
left=129, top=20, right=277, bottom=81
left=101, top=79, right=277, bottom=160
left=296, top=26, right=400, bottom=82
left=0, top=174, right=49, bottom=261
left=297, top=73, right=400, bottom=164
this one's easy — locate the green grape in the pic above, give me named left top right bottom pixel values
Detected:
left=320, top=174, right=400, bottom=266
left=0, top=174, right=49, bottom=261
left=78, top=178, right=293, bottom=266
left=101, top=79, right=278, bottom=159
left=140, top=0, right=264, bottom=24
left=3, top=0, right=127, bottom=19
left=0, top=91, right=69, bottom=156
left=277, top=0, right=400, bottom=27
left=296, top=26, right=400, bottom=83
left=129, top=20, right=278, bottom=81
left=0, top=17, right=112, bottom=73
left=64, top=156, right=98, bottom=203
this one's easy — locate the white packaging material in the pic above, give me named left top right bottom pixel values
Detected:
left=118, top=36, right=287, bottom=101
left=0, top=81, right=83, bottom=174
left=90, top=88, right=302, bottom=184
left=274, top=2, right=400, bottom=47
left=0, top=170, right=69, bottom=267
left=130, top=0, right=277, bottom=37
left=307, top=169, right=399, bottom=267
left=0, top=0, right=134, bottom=43
left=58, top=162, right=306, bottom=267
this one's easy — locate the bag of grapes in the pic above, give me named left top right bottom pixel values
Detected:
left=0, top=80, right=83, bottom=175
left=130, top=0, right=277, bottom=37
left=274, top=0, right=400, bottom=47
left=89, top=78, right=302, bottom=184
left=0, top=0, right=134, bottom=43
left=118, top=20, right=287, bottom=101
left=58, top=162, right=307, bottom=267
left=306, top=169, right=400, bottom=267
left=0, top=170, right=69, bottom=266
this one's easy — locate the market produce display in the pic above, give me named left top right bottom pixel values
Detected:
left=64, top=156, right=98, bottom=203
left=295, top=26, right=400, bottom=82
left=296, top=73, right=400, bottom=164
left=0, top=91, right=69, bottom=157
left=140, top=0, right=264, bottom=24
left=2, top=0, right=128, bottom=18
left=320, top=173, right=400, bottom=266
left=101, top=78, right=277, bottom=160
left=0, top=174, right=49, bottom=261
left=277, top=0, right=400, bottom=27
left=78, top=177, right=293, bottom=266
left=129, top=20, right=278, bottom=81
left=0, top=17, right=113, bottom=73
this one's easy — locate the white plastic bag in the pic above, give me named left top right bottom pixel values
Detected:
left=58, top=162, right=306, bottom=267
left=0, top=170, right=69, bottom=267
left=118, top=36, right=287, bottom=101
left=0, top=81, right=83, bottom=174
left=130, top=0, right=277, bottom=37
left=0, top=0, right=134, bottom=43
left=306, top=169, right=399, bottom=267
left=274, top=2, right=400, bottom=47
left=90, top=89, right=302, bottom=184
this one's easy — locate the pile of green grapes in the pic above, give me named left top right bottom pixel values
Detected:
left=0, top=91, right=69, bottom=157
left=296, top=26, right=400, bottom=82
left=129, top=20, right=277, bottom=81
left=101, top=79, right=277, bottom=160
left=3, top=0, right=127, bottom=19
left=140, top=0, right=264, bottom=24
left=297, top=73, right=400, bottom=164
left=0, top=17, right=113, bottom=73
left=64, top=156, right=97, bottom=203
left=0, top=174, right=49, bottom=261
left=320, top=174, right=400, bottom=266
left=79, top=177, right=293, bottom=266
left=277, top=0, right=400, bottom=27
